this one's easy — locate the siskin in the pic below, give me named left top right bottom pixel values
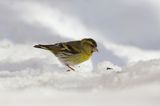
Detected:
left=34, top=38, right=98, bottom=71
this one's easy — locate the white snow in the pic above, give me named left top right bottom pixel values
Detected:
left=0, top=42, right=160, bottom=106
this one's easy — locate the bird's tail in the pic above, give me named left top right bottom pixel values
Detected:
left=34, top=44, right=50, bottom=50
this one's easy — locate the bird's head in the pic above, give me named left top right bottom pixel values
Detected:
left=81, top=38, right=98, bottom=53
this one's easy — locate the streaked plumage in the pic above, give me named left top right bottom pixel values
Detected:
left=34, top=38, right=98, bottom=71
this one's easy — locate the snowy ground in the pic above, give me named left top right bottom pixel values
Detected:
left=1, top=61, right=160, bottom=106
left=1, top=0, right=160, bottom=106
left=0, top=52, right=160, bottom=106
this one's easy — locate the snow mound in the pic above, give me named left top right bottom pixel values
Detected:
left=0, top=59, right=160, bottom=91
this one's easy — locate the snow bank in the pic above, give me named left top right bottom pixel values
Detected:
left=0, top=41, right=159, bottom=90
left=0, top=57, right=160, bottom=106
left=0, top=58, right=160, bottom=91
left=1, top=40, right=159, bottom=91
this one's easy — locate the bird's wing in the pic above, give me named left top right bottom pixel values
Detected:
left=34, top=41, right=82, bottom=56
left=53, top=41, right=81, bottom=55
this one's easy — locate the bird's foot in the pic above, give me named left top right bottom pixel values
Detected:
left=66, top=64, right=75, bottom=72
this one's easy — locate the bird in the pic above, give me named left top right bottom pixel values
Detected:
left=34, top=38, right=98, bottom=71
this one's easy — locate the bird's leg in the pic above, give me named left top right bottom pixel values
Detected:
left=66, top=64, right=75, bottom=71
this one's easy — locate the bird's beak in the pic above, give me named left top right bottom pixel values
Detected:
left=94, top=47, right=98, bottom=52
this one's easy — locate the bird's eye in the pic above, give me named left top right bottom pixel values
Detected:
left=90, top=44, right=95, bottom=48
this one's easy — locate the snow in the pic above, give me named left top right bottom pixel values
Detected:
left=0, top=44, right=160, bottom=106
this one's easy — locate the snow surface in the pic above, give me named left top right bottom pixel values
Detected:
left=0, top=42, right=160, bottom=106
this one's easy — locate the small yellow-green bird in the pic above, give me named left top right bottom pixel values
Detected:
left=34, top=38, right=98, bottom=71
